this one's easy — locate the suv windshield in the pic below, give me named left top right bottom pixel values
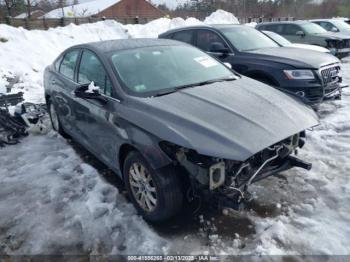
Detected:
left=301, top=23, right=327, bottom=34
left=110, top=45, right=236, bottom=97
left=220, top=26, right=279, bottom=51
left=263, top=31, right=291, bottom=46
left=331, top=20, right=350, bottom=30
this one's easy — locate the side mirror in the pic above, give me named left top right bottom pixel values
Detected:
left=224, top=62, right=232, bottom=69
left=296, top=31, right=305, bottom=37
left=331, top=27, right=339, bottom=33
left=74, top=82, right=107, bottom=104
left=209, top=42, right=230, bottom=57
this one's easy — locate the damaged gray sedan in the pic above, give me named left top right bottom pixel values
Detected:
left=44, top=39, right=319, bottom=222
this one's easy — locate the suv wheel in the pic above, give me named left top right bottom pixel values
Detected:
left=123, top=151, right=183, bottom=222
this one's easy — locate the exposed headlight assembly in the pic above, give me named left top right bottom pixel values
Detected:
left=284, top=70, right=315, bottom=80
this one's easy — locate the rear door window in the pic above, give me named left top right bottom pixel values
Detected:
left=172, top=30, right=194, bottom=44
left=78, top=50, right=112, bottom=96
left=265, top=24, right=284, bottom=34
left=283, top=24, right=302, bottom=35
left=195, top=30, right=228, bottom=52
left=59, top=50, right=79, bottom=80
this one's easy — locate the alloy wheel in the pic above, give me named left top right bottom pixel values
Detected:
left=128, top=162, right=158, bottom=212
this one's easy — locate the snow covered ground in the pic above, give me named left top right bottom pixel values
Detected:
left=1, top=10, right=350, bottom=256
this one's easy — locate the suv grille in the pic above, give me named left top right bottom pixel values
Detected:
left=337, top=39, right=350, bottom=49
left=320, top=64, right=341, bottom=95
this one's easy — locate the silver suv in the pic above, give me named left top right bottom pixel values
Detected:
left=256, top=21, right=350, bottom=58
left=311, top=19, right=350, bottom=36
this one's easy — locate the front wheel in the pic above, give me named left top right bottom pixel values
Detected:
left=48, top=100, right=68, bottom=137
left=123, top=151, right=183, bottom=222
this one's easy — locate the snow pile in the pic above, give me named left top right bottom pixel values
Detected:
left=204, top=9, right=240, bottom=25
left=124, top=17, right=203, bottom=38
left=0, top=134, right=168, bottom=255
left=44, top=0, right=120, bottom=18
left=247, top=83, right=350, bottom=255
left=0, top=73, right=8, bottom=93
left=0, top=21, right=128, bottom=102
left=245, top=22, right=257, bottom=28
left=0, top=11, right=209, bottom=102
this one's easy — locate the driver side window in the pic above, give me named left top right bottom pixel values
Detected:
left=196, top=30, right=228, bottom=52
left=283, top=24, right=302, bottom=35
left=319, top=22, right=336, bottom=31
left=78, top=50, right=113, bottom=96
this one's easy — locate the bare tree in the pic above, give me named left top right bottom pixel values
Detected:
left=60, top=0, right=66, bottom=17
left=36, top=0, right=57, bottom=12
left=25, top=0, right=31, bottom=17
left=2, top=0, right=17, bottom=17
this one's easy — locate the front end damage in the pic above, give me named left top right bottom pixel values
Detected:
left=160, top=132, right=312, bottom=211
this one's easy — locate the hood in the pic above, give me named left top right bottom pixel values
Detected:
left=316, top=32, right=350, bottom=40
left=122, top=77, right=319, bottom=162
left=287, top=43, right=330, bottom=53
left=338, top=29, right=350, bottom=36
left=245, top=47, right=339, bottom=69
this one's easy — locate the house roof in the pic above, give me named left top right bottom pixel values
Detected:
left=44, top=0, right=121, bottom=18
left=15, top=10, right=45, bottom=18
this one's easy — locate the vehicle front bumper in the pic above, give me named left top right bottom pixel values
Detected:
left=335, top=48, right=350, bottom=58
left=324, top=84, right=342, bottom=100
left=278, top=84, right=324, bottom=106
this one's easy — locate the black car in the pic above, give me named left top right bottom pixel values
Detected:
left=44, top=39, right=318, bottom=222
left=159, top=25, right=346, bottom=106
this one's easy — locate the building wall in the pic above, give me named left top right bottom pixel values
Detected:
left=98, top=0, right=165, bottom=19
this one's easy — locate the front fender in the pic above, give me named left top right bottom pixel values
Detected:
left=118, top=121, right=173, bottom=171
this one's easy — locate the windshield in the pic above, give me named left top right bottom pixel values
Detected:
left=331, top=20, right=350, bottom=30
left=110, top=45, right=235, bottom=97
left=301, top=23, right=327, bottom=34
left=221, top=26, right=279, bottom=51
left=263, top=31, right=291, bottom=46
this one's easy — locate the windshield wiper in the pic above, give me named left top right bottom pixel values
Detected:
left=153, top=77, right=237, bottom=97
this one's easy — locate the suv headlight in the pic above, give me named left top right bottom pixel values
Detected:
left=284, top=70, right=315, bottom=80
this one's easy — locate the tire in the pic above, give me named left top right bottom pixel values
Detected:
left=48, top=99, right=68, bottom=137
left=123, top=151, right=183, bottom=222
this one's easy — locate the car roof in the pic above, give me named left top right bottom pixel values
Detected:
left=257, top=21, right=309, bottom=26
left=311, top=18, right=348, bottom=22
left=159, top=24, right=249, bottom=36
left=71, top=38, right=184, bottom=53
left=211, top=24, right=247, bottom=29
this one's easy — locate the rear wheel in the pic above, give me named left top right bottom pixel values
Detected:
left=123, top=151, right=183, bottom=222
left=48, top=100, right=67, bottom=137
